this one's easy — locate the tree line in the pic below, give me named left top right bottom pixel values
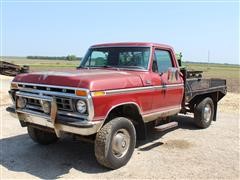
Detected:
left=27, top=55, right=81, bottom=61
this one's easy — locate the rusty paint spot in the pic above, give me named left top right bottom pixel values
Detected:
left=163, top=139, right=192, bottom=149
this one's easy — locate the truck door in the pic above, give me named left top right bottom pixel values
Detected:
left=150, top=48, right=184, bottom=113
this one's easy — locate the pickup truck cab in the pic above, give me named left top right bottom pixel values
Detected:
left=7, top=42, right=226, bottom=169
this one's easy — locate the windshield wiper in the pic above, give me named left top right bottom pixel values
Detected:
left=102, top=65, right=115, bottom=68
left=77, top=65, right=89, bottom=69
left=118, top=66, right=146, bottom=70
left=87, top=65, right=117, bottom=69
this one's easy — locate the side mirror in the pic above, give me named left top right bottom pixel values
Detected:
left=177, top=59, right=182, bottom=67
left=167, top=67, right=179, bottom=82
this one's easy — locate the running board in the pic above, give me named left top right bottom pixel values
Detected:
left=154, top=122, right=178, bottom=132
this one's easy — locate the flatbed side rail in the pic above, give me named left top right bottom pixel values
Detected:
left=185, top=78, right=227, bottom=103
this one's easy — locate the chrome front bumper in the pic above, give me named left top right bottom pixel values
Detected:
left=7, top=91, right=103, bottom=137
left=7, top=106, right=103, bottom=137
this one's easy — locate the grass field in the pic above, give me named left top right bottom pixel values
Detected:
left=2, top=57, right=79, bottom=71
left=2, top=57, right=240, bottom=93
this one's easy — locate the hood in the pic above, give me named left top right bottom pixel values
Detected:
left=13, top=69, right=144, bottom=91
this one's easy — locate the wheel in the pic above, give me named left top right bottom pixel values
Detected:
left=194, top=97, right=214, bottom=129
left=27, top=126, right=59, bottom=145
left=94, top=117, right=136, bottom=169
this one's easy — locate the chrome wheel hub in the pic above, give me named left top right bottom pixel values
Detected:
left=112, top=129, right=130, bottom=158
left=203, top=104, right=212, bottom=122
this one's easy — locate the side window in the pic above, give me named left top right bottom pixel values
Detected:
left=154, top=50, right=173, bottom=73
left=89, top=51, right=108, bottom=66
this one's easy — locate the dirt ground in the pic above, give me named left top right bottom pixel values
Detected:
left=0, top=75, right=239, bottom=179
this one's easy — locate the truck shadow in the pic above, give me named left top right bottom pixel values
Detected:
left=0, top=115, right=197, bottom=178
left=174, top=114, right=199, bottom=130
left=137, top=115, right=198, bottom=150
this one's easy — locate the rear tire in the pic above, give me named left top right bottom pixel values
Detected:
left=194, top=97, right=214, bottom=129
left=94, top=117, right=136, bottom=169
left=27, top=126, right=59, bottom=145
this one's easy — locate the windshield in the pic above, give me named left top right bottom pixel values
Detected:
left=80, top=47, right=150, bottom=70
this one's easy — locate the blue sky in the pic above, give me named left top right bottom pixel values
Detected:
left=1, top=1, right=239, bottom=64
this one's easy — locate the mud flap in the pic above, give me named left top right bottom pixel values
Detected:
left=213, top=102, right=217, bottom=121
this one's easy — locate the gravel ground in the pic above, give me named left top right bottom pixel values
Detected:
left=0, top=75, right=239, bottom=179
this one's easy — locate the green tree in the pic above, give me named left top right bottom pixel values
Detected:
left=66, top=55, right=77, bottom=61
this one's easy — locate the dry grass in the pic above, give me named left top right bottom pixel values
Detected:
left=218, top=92, right=240, bottom=114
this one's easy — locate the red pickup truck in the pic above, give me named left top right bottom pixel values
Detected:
left=7, top=42, right=226, bottom=169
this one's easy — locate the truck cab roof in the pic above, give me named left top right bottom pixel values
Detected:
left=91, top=42, right=173, bottom=49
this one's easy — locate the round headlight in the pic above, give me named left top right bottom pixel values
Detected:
left=76, top=100, right=87, bottom=114
left=42, top=101, right=51, bottom=114
left=17, top=97, right=27, bottom=108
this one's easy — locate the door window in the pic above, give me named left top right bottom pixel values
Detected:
left=154, top=50, right=173, bottom=73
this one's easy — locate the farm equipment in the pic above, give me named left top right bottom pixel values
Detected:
left=0, top=61, right=29, bottom=76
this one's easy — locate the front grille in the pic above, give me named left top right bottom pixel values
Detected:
left=56, top=97, right=73, bottom=111
left=14, top=83, right=86, bottom=114
left=27, top=98, right=40, bottom=106
left=26, top=97, right=73, bottom=112
left=18, top=84, right=75, bottom=94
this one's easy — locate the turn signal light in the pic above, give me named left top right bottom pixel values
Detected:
left=92, top=91, right=106, bottom=96
left=75, top=90, right=87, bottom=96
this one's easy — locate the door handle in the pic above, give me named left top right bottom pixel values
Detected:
left=145, top=80, right=152, bottom=85
left=162, top=82, right=167, bottom=95
left=162, top=81, right=167, bottom=89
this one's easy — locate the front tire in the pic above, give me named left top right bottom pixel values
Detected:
left=194, top=97, right=214, bottom=129
left=27, top=126, right=59, bottom=145
left=94, top=117, right=136, bottom=169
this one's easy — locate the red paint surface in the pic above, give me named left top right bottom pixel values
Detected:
left=13, top=69, right=143, bottom=91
